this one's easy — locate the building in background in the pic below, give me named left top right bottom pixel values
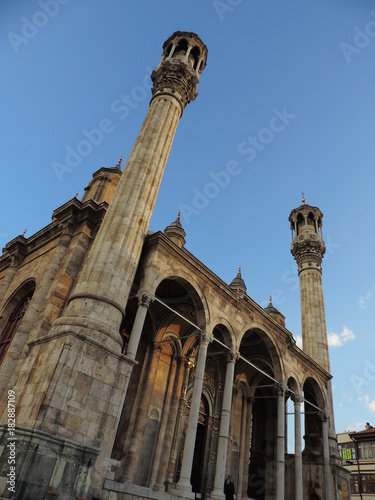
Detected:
left=338, top=423, right=375, bottom=498
left=0, top=31, right=349, bottom=500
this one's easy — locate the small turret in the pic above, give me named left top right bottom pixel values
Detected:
left=164, top=211, right=186, bottom=248
left=264, top=295, right=285, bottom=327
left=81, top=158, right=123, bottom=205
left=229, top=266, right=247, bottom=297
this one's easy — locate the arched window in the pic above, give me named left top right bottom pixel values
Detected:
left=0, top=288, right=34, bottom=365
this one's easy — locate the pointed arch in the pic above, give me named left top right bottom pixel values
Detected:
left=0, top=279, right=36, bottom=365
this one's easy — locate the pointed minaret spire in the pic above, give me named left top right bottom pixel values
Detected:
left=115, top=156, right=123, bottom=171
left=164, top=210, right=186, bottom=248
left=302, top=192, right=306, bottom=204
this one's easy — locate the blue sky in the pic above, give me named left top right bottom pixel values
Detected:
left=1, top=0, right=375, bottom=434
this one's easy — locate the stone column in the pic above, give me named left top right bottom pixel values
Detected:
left=211, top=350, right=238, bottom=500
left=237, top=394, right=247, bottom=500
left=120, top=291, right=154, bottom=405
left=276, top=383, right=286, bottom=500
left=126, top=291, right=153, bottom=361
left=154, top=356, right=186, bottom=490
left=110, top=291, right=153, bottom=459
left=172, top=330, right=213, bottom=499
left=166, top=361, right=191, bottom=485
left=321, top=413, right=332, bottom=500
left=123, top=344, right=162, bottom=483
left=241, top=397, right=253, bottom=499
left=293, top=395, right=303, bottom=500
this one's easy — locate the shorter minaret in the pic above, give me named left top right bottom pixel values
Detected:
left=289, top=196, right=329, bottom=371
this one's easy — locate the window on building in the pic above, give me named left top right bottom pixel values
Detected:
left=338, top=442, right=356, bottom=461
left=350, top=474, right=359, bottom=494
left=0, top=288, right=34, bottom=365
left=362, top=474, right=375, bottom=493
left=358, top=440, right=375, bottom=460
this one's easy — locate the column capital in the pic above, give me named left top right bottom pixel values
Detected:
left=318, top=409, right=330, bottom=422
left=197, top=330, right=214, bottom=345
left=226, top=349, right=240, bottom=363
left=276, top=382, right=288, bottom=395
left=136, top=291, right=154, bottom=308
left=292, top=394, right=304, bottom=405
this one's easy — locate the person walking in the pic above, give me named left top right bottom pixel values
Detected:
left=224, top=474, right=235, bottom=500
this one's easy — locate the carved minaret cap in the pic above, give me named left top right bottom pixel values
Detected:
left=288, top=203, right=326, bottom=272
left=264, top=295, right=285, bottom=327
left=229, top=266, right=247, bottom=296
left=164, top=211, right=186, bottom=248
left=151, top=31, right=208, bottom=114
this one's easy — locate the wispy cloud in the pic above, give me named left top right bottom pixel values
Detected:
left=338, top=391, right=353, bottom=408
left=346, top=421, right=366, bottom=432
left=358, top=394, right=375, bottom=413
left=359, top=291, right=373, bottom=309
left=328, top=327, right=355, bottom=348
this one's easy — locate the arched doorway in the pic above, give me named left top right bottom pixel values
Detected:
left=113, top=276, right=206, bottom=491
left=303, top=378, right=324, bottom=455
left=237, top=328, right=282, bottom=500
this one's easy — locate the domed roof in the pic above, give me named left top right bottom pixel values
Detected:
left=264, top=295, right=285, bottom=327
left=229, top=266, right=247, bottom=296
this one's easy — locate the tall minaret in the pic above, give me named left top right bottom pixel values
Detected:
left=50, top=32, right=207, bottom=350
left=288, top=197, right=330, bottom=371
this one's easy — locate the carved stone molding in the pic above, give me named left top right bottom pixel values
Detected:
left=151, top=60, right=199, bottom=109
left=136, top=290, right=154, bottom=308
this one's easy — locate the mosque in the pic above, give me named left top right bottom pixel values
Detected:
left=0, top=31, right=349, bottom=499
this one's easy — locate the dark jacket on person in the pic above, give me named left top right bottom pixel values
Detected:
left=224, top=478, right=235, bottom=500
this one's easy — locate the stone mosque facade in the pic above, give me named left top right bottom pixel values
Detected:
left=0, top=32, right=349, bottom=499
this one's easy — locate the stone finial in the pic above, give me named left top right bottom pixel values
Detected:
left=115, top=157, right=123, bottom=171
left=264, top=295, right=285, bottom=327
left=229, top=266, right=246, bottom=297
left=164, top=211, right=186, bottom=248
